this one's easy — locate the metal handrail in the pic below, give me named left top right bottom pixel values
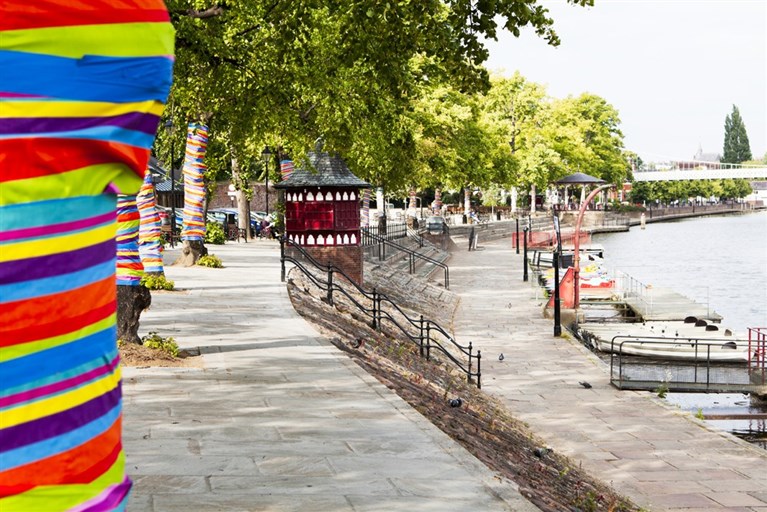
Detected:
left=609, top=335, right=752, bottom=391
left=280, top=237, right=479, bottom=387
left=363, top=230, right=449, bottom=289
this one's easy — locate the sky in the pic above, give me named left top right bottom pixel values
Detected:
left=483, top=0, right=766, bottom=164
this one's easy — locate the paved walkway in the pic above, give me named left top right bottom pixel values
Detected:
left=123, top=242, right=538, bottom=512
left=448, top=237, right=767, bottom=511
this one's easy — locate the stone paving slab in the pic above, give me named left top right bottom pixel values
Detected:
left=123, top=243, right=537, bottom=512
left=447, top=238, right=767, bottom=511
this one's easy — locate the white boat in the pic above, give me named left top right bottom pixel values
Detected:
left=578, top=321, right=751, bottom=363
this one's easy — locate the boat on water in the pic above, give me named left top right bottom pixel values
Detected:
left=578, top=320, right=751, bottom=362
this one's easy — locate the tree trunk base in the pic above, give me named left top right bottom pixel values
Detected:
left=173, top=240, right=208, bottom=267
left=117, top=285, right=152, bottom=344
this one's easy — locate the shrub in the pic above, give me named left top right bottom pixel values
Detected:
left=205, top=222, right=226, bottom=245
left=141, top=331, right=179, bottom=357
left=197, top=254, right=223, bottom=268
left=140, top=273, right=175, bottom=291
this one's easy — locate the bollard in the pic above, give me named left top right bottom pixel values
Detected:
left=523, top=227, right=529, bottom=282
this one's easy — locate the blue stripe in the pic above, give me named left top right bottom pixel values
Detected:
left=0, top=260, right=115, bottom=303
left=0, top=328, right=117, bottom=389
left=0, top=126, right=156, bottom=149
left=0, top=351, right=115, bottom=402
left=0, top=51, right=173, bottom=103
left=0, top=196, right=115, bottom=231
left=0, top=402, right=121, bottom=471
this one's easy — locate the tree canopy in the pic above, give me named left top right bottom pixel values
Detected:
left=722, top=105, right=752, bottom=164
left=157, top=0, right=595, bottom=192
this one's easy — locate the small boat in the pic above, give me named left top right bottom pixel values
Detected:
left=578, top=321, right=751, bottom=363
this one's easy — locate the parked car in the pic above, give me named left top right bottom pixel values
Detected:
left=425, top=215, right=448, bottom=235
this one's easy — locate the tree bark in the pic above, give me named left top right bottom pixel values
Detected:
left=174, top=239, right=208, bottom=266
left=117, top=285, right=152, bottom=344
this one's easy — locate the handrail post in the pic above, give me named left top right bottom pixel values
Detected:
left=410, top=253, right=414, bottom=274
left=467, top=341, right=473, bottom=384
left=372, top=288, right=378, bottom=330
left=515, top=217, right=519, bottom=254
left=706, top=345, right=711, bottom=389
left=327, top=267, right=333, bottom=306
left=476, top=350, right=481, bottom=389
left=279, top=236, right=286, bottom=282
left=445, top=267, right=449, bottom=289
left=425, top=323, right=431, bottom=360
left=419, top=315, right=424, bottom=356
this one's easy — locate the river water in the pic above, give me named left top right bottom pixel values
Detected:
left=592, top=210, right=767, bottom=448
left=592, top=210, right=767, bottom=332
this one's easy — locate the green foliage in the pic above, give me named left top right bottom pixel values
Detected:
left=655, top=382, right=669, bottom=399
left=197, top=254, right=224, bottom=268
left=141, top=331, right=179, bottom=357
left=140, top=274, right=175, bottom=291
left=205, top=222, right=226, bottom=245
left=157, top=0, right=594, bottom=193
left=722, top=105, right=752, bottom=163
left=695, top=408, right=705, bottom=420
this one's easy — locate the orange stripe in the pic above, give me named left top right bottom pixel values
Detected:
left=0, top=276, right=114, bottom=332
left=0, top=417, right=121, bottom=494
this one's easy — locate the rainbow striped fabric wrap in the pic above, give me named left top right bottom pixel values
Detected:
left=0, top=1, right=174, bottom=510
left=116, top=195, right=143, bottom=286
left=361, top=188, right=371, bottom=227
left=136, top=171, right=164, bottom=274
left=181, top=123, right=208, bottom=241
left=280, top=158, right=294, bottom=181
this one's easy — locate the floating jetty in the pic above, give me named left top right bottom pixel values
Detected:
left=622, top=286, right=722, bottom=322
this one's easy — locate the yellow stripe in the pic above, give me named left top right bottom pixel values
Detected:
left=2, top=22, right=175, bottom=58
left=0, top=369, right=121, bottom=429
left=0, top=316, right=115, bottom=363
left=0, top=165, right=142, bottom=208
left=0, top=440, right=126, bottom=511
left=0, top=223, right=115, bottom=263
left=0, top=100, right=164, bottom=118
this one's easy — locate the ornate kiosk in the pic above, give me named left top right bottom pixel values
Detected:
left=275, top=151, right=371, bottom=284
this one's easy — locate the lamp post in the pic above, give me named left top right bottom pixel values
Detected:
left=164, top=119, right=176, bottom=248
left=522, top=227, right=529, bottom=282
left=261, top=146, right=272, bottom=217
left=573, top=183, right=614, bottom=309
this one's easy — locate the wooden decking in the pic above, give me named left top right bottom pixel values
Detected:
left=623, top=286, right=723, bottom=322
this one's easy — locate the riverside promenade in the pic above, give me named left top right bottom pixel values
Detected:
left=448, top=237, right=767, bottom=510
left=123, top=242, right=537, bottom=512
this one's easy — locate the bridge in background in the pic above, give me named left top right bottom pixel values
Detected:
left=634, top=161, right=767, bottom=182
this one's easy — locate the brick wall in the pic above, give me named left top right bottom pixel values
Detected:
left=303, top=246, right=364, bottom=286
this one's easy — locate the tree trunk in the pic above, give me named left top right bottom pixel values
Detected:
left=117, top=285, right=152, bottom=344
left=174, top=239, right=208, bottom=266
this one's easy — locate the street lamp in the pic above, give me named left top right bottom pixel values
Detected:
left=261, top=146, right=272, bottom=217
left=164, top=119, right=177, bottom=248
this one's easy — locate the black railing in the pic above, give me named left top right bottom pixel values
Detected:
left=280, top=237, right=479, bottom=387
left=363, top=230, right=449, bottom=289
left=361, top=222, right=408, bottom=244
left=608, top=335, right=762, bottom=393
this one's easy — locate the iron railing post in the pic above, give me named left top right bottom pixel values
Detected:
left=327, top=267, right=333, bottom=306
left=476, top=350, right=481, bottom=389
left=515, top=217, right=520, bottom=254
left=706, top=345, right=711, bottom=389
left=445, top=267, right=449, bottom=290
left=419, top=315, right=424, bottom=356
left=425, top=323, right=431, bottom=360
left=372, top=288, right=378, bottom=330
left=280, top=236, right=286, bottom=282
left=468, top=342, right=473, bottom=384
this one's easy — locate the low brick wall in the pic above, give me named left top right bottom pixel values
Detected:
left=303, top=245, right=364, bottom=286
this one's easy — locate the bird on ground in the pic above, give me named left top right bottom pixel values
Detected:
left=350, top=338, right=364, bottom=349
left=448, top=398, right=462, bottom=408
left=579, top=381, right=592, bottom=389
left=498, top=353, right=505, bottom=361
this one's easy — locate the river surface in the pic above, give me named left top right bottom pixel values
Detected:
left=592, top=210, right=767, bottom=332
left=592, top=210, right=767, bottom=448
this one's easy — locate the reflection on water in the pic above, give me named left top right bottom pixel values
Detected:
left=593, top=212, right=767, bottom=448
left=665, top=392, right=767, bottom=449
